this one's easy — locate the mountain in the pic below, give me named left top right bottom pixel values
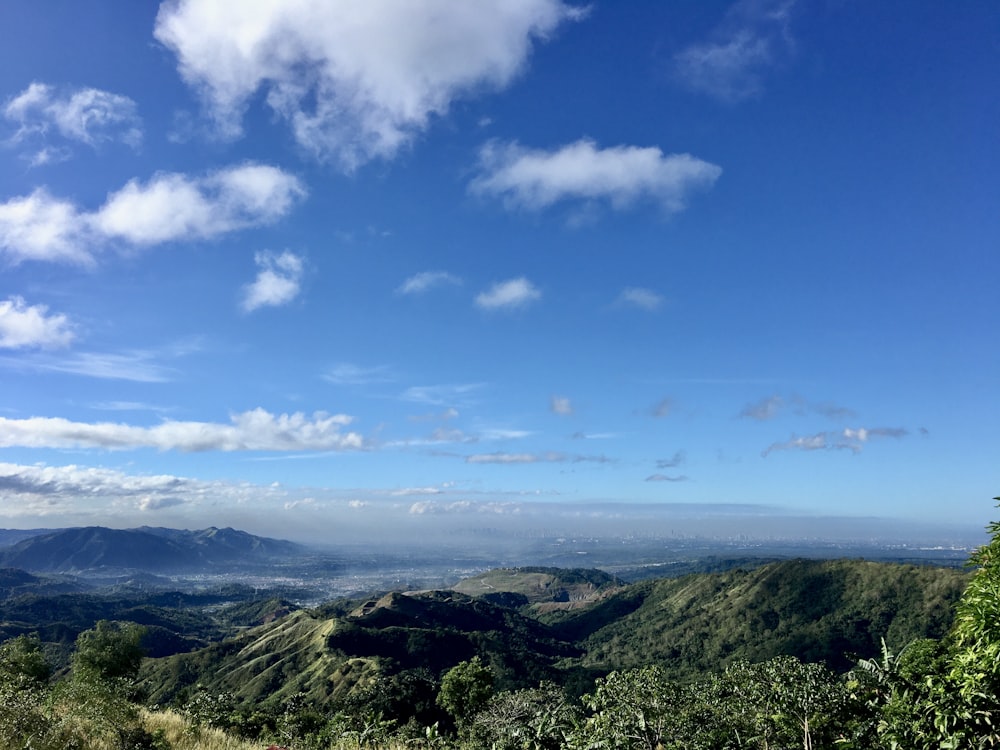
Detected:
left=451, top=566, right=623, bottom=611
left=543, top=557, right=969, bottom=675
left=0, top=528, right=59, bottom=548
left=0, top=526, right=306, bottom=574
left=141, top=589, right=581, bottom=709
left=138, top=558, right=969, bottom=716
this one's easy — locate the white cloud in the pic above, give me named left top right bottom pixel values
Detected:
left=0, top=408, right=364, bottom=452
left=401, top=383, right=484, bottom=407
left=4, top=82, right=142, bottom=157
left=475, top=277, right=541, bottom=310
left=0, top=164, right=304, bottom=265
left=465, top=451, right=612, bottom=465
left=155, top=0, right=583, bottom=170
left=408, top=499, right=521, bottom=515
left=619, top=287, right=664, bottom=311
left=324, top=363, right=394, bottom=386
left=0, top=296, right=74, bottom=349
left=396, top=270, right=462, bottom=295
left=551, top=395, right=573, bottom=416
left=242, top=250, right=304, bottom=312
left=470, top=139, right=721, bottom=214
left=0, top=461, right=289, bottom=519
left=672, top=0, right=796, bottom=102
left=762, top=426, right=907, bottom=457
left=645, top=473, right=689, bottom=482
left=0, top=188, right=93, bottom=265
left=93, top=163, right=306, bottom=245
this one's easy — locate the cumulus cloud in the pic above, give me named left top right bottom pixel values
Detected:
left=551, top=396, right=573, bottom=416
left=618, top=287, right=664, bottom=311
left=396, top=270, right=462, bottom=295
left=762, top=426, right=908, bottom=457
left=3, top=82, right=142, bottom=160
left=672, top=0, right=796, bottom=102
left=241, top=250, right=304, bottom=312
left=0, top=408, right=364, bottom=452
left=0, top=296, right=74, bottom=349
left=475, top=277, right=541, bottom=310
left=0, top=188, right=93, bottom=265
left=0, top=164, right=304, bottom=265
left=93, top=163, right=306, bottom=245
left=0, top=461, right=292, bottom=520
left=470, top=138, right=721, bottom=215
left=155, top=0, right=583, bottom=170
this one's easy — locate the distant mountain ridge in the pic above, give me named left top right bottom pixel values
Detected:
left=0, top=526, right=305, bottom=574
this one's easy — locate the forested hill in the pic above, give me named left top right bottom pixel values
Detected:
left=139, top=558, right=968, bottom=712
left=541, top=557, right=967, bottom=674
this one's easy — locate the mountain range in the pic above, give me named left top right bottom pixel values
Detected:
left=0, top=526, right=304, bottom=574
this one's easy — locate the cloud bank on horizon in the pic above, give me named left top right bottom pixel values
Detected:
left=0, top=0, right=995, bottom=540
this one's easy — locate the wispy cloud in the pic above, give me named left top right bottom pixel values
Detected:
left=396, top=270, right=462, bottom=295
left=475, top=277, right=541, bottom=310
left=324, top=363, right=395, bottom=386
left=649, top=398, right=673, bottom=418
left=0, top=296, right=74, bottom=349
left=740, top=394, right=785, bottom=420
left=466, top=451, right=613, bottom=464
left=740, top=394, right=857, bottom=422
left=645, top=473, right=689, bottom=482
left=471, top=138, right=721, bottom=216
left=618, top=287, right=664, bottom=311
left=762, top=426, right=908, bottom=457
left=3, top=82, right=142, bottom=163
left=0, top=408, right=364, bottom=452
left=0, top=164, right=305, bottom=265
left=155, top=0, right=583, bottom=171
left=241, top=250, right=305, bottom=312
left=656, top=450, right=686, bottom=469
left=401, top=383, right=485, bottom=407
left=672, top=0, right=796, bottom=103
left=408, top=499, right=522, bottom=515
left=551, top=395, right=573, bottom=416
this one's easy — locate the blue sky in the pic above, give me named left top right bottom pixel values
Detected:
left=0, top=1, right=996, bottom=545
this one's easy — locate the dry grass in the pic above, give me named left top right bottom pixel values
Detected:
left=140, top=709, right=262, bottom=750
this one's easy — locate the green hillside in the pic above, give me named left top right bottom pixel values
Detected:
left=545, top=558, right=968, bottom=675
left=138, top=557, right=967, bottom=719
left=140, top=589, right=582, bottom=710
left=451, top=566, right=623, bottom=611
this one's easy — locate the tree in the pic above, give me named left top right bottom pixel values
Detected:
left=470, top=681, right=579, bottom=750
left=52, top=620, right=150, bottom=750
left=437, top=656, right=494, bottom=726
left=573, top=665, right=691, bottom=750
left=0, top=635, right=62, bottom=749
left=938, top=498, right=1000, bottom=747
left=72, top=619, right=146, bottom=682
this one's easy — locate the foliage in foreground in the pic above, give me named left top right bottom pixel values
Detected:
left=2, top=499, right=999, bottom=749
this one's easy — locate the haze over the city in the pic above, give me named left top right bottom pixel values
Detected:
left=0, top=1, right=996, bottom=545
